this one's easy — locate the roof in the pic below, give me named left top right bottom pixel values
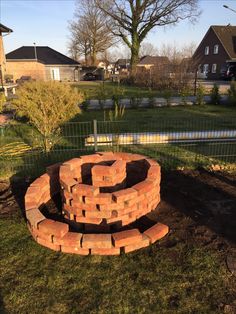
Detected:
left=6, top=46, right=80, bottom=65
left=211, top=25, right=236, bottom=59
left=138, top=55, right=169, bottom=66
left=0, top=23, right=13, bottom=33
left=115, top=59, right=130, bottom=65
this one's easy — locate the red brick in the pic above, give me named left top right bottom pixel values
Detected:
left=25, top=199, right=40, bottom=211
left=60, top=177, right=77, bottom=192
left=64, top=158, right=82, bottom=170
left=31, top=226, right=53, bottom=242
left=61, top=246, right=89, bottom=255
left=146, top=158, right=158, bottom=166
left=100, top=202, right=124, bottom=211
left=80, top=154, right=102, bottom=163
left=91, top=247, right=120, bottom=255
left=85, top=210, right=112, bottom=219
left=53, top=232, right=82, bottom=246
left=112, top=188, right=138, bottom=202
left=112, top=229, right=142, bottom=247
left=144, top=223, right=169, bottom=244
left=147, top=165, right=161, bottom=179
left=37, top=237, right=60, bottom=251
left=72, top=184, right=99, bottom=197
left=75, top=216, right=102, bottom=224
left=92, top=164, right=116, bottom=176
left=82, top=234, right=112, bottom=249
left=46, top=163, right=61, bottom=176
left=26, top=208, right=46, bottom=228
left=124, top=235, right=150, bottom=253
left=38, top=219, right=69, bottom=238
left=72, top=200, right=97, bottom=211
left=111, top=160, right=126, bottom=172
left=85, top=193, right=112, bottom=205
left=132, top=180, right=154, bottom=195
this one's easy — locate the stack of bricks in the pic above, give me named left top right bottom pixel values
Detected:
left=25, top=152, right=169, bottom=255
left=60, top=152, right=161, bottom=227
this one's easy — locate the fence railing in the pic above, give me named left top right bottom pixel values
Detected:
left=1, top=118, right=236, bottom=177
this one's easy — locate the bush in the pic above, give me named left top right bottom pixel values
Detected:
left=13, top=81, right=83, bottom=151
left=210, top=84, right=221, bottom=105
left=195, top=84, right=205, bottom=105
left=0, top=92, right=6, bottom=113
left=180, top=86, right=191, bottom=106
left=162, top=89, right=172, bottom=107
left=228, top=81, right=236, bottom=105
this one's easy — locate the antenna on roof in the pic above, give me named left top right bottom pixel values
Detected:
left=33, top=42, right=37, bottom=60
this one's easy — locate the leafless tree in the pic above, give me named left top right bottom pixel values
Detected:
left=95, top=0, right=200, bottom=73
left=68, top=0, right=116, bottom=66
left=140, top=42, right=158, bottom=57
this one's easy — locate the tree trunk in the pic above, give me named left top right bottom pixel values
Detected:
left=130, top=33, right=140, bottom=75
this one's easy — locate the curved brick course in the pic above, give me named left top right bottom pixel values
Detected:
left=25, top=152, right=169, bottom=255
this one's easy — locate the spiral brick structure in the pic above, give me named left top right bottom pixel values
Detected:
left=25, top=152, right=169, bottom=255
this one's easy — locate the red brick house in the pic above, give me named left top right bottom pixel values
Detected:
left=193, top=25, right=236, bottom=79
left=6, top=46, right=81, bottom=82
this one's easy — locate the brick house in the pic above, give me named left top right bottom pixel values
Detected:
left=6, top=46, right=81, bottom=82
left=192, top=25, right=236, bottom=79
left=137, top=55, right=170, bottom=70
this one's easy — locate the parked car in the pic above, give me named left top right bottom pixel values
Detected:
left=221, top=65, right=236, bottom=80
left=83, top=73, right=97, bottom=81
left=16, top=76, right=33, bottom=84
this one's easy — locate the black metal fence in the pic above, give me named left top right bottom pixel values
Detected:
left=1, top=118, right=236, bottom=177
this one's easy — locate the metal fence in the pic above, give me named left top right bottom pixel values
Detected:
left=1, top=118, right=236, bottom=177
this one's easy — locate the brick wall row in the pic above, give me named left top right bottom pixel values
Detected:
left=25, top=152, right=169, bottom=255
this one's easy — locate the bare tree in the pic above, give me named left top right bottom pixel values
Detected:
left=69, top=0, right=115, bottom=66
left=140, top=42, right=158, bottom=57
left=96, top=0, right=200, bottom=73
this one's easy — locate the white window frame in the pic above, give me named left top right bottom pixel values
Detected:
left=212, top=64, right=217, bottom=73
left=203, top=64, right=209, bottom=73
left=50, top=67, right=60, bottom=81
left=205, top=46, right=209, bottom=55
left=213, top=45, right=219, bottom=54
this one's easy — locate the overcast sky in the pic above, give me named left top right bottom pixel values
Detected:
left=1, top=0, right=236, bottom=56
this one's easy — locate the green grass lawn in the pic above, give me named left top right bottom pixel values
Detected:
left=0, top=217, right=232, bottom=314
left=72, top=81, right=163, bottom=100
left=1, top=104, right=236, bottom=178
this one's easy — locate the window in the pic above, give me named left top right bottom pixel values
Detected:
left=205, top=46, right=209, bottom=55
left=212, top=64, right=217, bottom=73
left=203, top=64, right=209, bottom=73
left=213, top=45, right=219, bottom=54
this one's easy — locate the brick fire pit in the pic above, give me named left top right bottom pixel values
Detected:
left=25, top=152, right=169, bottom=255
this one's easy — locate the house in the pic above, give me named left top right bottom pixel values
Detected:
left=137, top=55, right=170, bottom=70
left=0, top=23, right=13, bottom=84
left=192, top=25, right=236, bottom=79
left=114, top=59, right=130, bottom=74
left=6, top=46, right=81, bottom=82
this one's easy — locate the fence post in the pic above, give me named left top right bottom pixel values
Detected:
left=93, top=119, right=98, bottom=152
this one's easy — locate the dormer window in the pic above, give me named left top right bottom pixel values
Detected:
left=205, top=46, right=209, bottom=55
left=213, top=45, right=219, bottom=54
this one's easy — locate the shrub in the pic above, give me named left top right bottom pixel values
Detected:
left=210, top=84, right=221, bottom=105
left=180, top=86, right=191, bottom=106
left=162, top=89, right=172, bottom=107
left=13, top=81, right=83, bottom=151
left=228, top=81, right=236, bottom=105
left=195, top=84, right=205, bottom=105
left=97, top=83, right=107, bottom=110
left=0, top=92, right=6, bottom=113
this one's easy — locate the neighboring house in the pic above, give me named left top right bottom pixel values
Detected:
left=0, top=23, right=13, bottom=84
left=6, top=46, right=81, bottom=82
left=137, top=55, right=170, bottom=70
left=192, top=25, right=236, bottom=79
left=114, top=59, right=130, bottom=74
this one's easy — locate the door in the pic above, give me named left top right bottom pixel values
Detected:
left=51, top=68, right=60, bottom=81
